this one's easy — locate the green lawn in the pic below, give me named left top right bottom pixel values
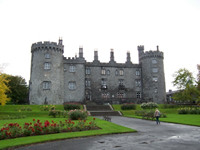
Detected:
left=0, top=105, right=136, bottom=150
left=0, top=117, right=135, bottom=150
left=112, top=104, right=200, bottom=126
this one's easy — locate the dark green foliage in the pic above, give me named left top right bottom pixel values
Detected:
left=63, top=103, right=81, bottom=111
left=161, top=104, right=181, bottom=109
left=121, top=103, right=136, bottom=110
left=6, top=75, right=29, bottom=104
left=49, top=110, right=66, bottom=118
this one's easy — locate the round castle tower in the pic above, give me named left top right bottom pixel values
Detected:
left=29, top=39, right=64, bottom=104
left=138, top=45, right=166, bottom=103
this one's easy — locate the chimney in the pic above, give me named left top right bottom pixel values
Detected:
left=94, top=50, right=98, bottom=61
left=110, top=49, right=114, bottom=62
left=79, top=46, right=83, bottom=58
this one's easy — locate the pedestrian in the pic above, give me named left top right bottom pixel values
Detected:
left=154, top=108, right=160, bottom=124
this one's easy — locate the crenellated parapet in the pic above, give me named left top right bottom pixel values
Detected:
left=139, top=50, right=164, bottom=60
left=63, top=56, right=86, bottom=64
left=31, top=41, right=64, bottom=53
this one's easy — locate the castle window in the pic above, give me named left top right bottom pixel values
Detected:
left=107, top=70, right=110, bottom=75
left=119, top=69, right=124, bottom=76
left=86, top=68, right=91, bottom=75
left=43, top=81, right=51, bottom=90
left=101, top=68, right=106, bottom=75
left=153, top=77, right=158, bottom=82
left=69, top=65, right=76, bottom=72
left=101, top=93, right=110, bottom=99
left=85, top=79, right=91, bottom=87
left=136, top=70, right=140, bottom=76
left=44, top=62, right=51, bottom=70
left=101, top=78, right=107, bottom=85
left=115, top=70, right=119, bottom=76
left=117, top=92, right=125, bottom=98
left=68, top=81, right=76, bottom=90
left=45, top=53, right=50, bottom=59
left=152, top=68, right=158, bottom=73
left=135, top=80, right=141, bottom=87
left=119, top=79, right=124, bottom=85
left=136, top=92, right=141, bottom=99
left=152, top=59, right=157, bottom=64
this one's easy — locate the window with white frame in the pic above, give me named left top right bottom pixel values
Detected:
left=152, top=68, right=158, bottom=73
left=101, top=68, right=106, bottom=75
left=44, top=62, right=51, bottom=70
left=69, top=65, right=76, bottom=72
left=119, top=69, right=124, bottom=76
left=45, top=53, right=50, bottom=59
left=135, top=80, right=141, bottom=87
left=68, top=81, right=76, bottom=90
left=43, top=81, right=51, bottom=90
left=136, top=92, right=141, bottom=98
left=136, top=70, right=140, bottom=76
left=86, top=68, right=91, bottom=75
left=152, top=59, right=157, bottom=64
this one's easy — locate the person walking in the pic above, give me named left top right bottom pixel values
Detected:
left=154, top=108, right=160, bottom=124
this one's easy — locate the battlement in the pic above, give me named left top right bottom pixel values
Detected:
left=139, top=50, right=164, bottom=60
left=137, top=45, right=144, bottom=51
left=31, top=41, right=64, bottom=53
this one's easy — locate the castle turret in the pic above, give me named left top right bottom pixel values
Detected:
left=138, top=45, right=166, bottom=103
left=29, top=39, right=64, bottom=104
left=109, top=49, right=116, bottom=63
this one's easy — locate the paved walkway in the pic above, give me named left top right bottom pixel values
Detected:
left=16, top=117, right=200, bottom=150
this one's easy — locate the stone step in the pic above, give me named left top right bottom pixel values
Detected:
left=86, top=105, right=112, bottom=111
left=89, top=111, right=122, bottom=116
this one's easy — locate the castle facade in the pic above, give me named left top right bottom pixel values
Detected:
left=29, top=39, right=166, bottom=104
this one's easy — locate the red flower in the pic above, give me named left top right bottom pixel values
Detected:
left=32, top=128, right=35, bottom=132
left=93, top=118, right=96, bottom=120
left=33, top=119, right=35, bottom=121
left=37, top=119, right=40, bottom=123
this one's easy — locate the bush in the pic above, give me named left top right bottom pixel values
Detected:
left=64, top=103, right=81, bottom=111
left=49, top=110, right=66, bottom=118
left=178, top=107, right=200, bottom=114
left=68, top=110, right=87, bottom=120
left=141, top=102, right=158, bottom=109
left=121, top=103, right=136, bottom=110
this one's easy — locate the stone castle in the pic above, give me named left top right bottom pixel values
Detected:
left=29, top=39, right=166, bottom=105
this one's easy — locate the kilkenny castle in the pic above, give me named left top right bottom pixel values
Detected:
left=29, top=39, right=166, bottom=104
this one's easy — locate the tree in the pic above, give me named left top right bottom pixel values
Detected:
left=0, top=73, right=10, bottom=105
left=173, top=68, right=195, bottom=90
left=6, top=75, right=29, bottom=104
left=172, top=68, right=200, bottom=104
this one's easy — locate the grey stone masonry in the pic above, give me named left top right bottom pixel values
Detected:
left=29, top=39, right=166, bottom=104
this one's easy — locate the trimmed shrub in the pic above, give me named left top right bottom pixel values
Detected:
left=121, top=103, right=136, bottom=110
left=68, top=110, right=87, bottom=120
left=178, top=107, right=200, bottom=114
left=64, top=103, right=81, bottom=111
left=141, top=102, right=158, bottom=109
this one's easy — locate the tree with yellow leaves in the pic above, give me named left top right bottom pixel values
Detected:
left=0, top=72, right=10, bottom=105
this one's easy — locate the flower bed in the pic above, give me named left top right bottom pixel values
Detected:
left=0, top=118, right=97, bottom=140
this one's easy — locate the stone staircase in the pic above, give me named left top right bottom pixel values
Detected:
left=85, top=104, right=122, bottom=116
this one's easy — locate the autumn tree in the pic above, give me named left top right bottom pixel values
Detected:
left=0, top=73, right=10, bottom=105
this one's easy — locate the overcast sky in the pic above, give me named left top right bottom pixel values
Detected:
left=0, top=0, right=200, bottom=91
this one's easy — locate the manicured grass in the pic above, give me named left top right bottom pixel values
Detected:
left=112, top=104, right=200, bottom=126
left=0, top=117, right=135, bottom=150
